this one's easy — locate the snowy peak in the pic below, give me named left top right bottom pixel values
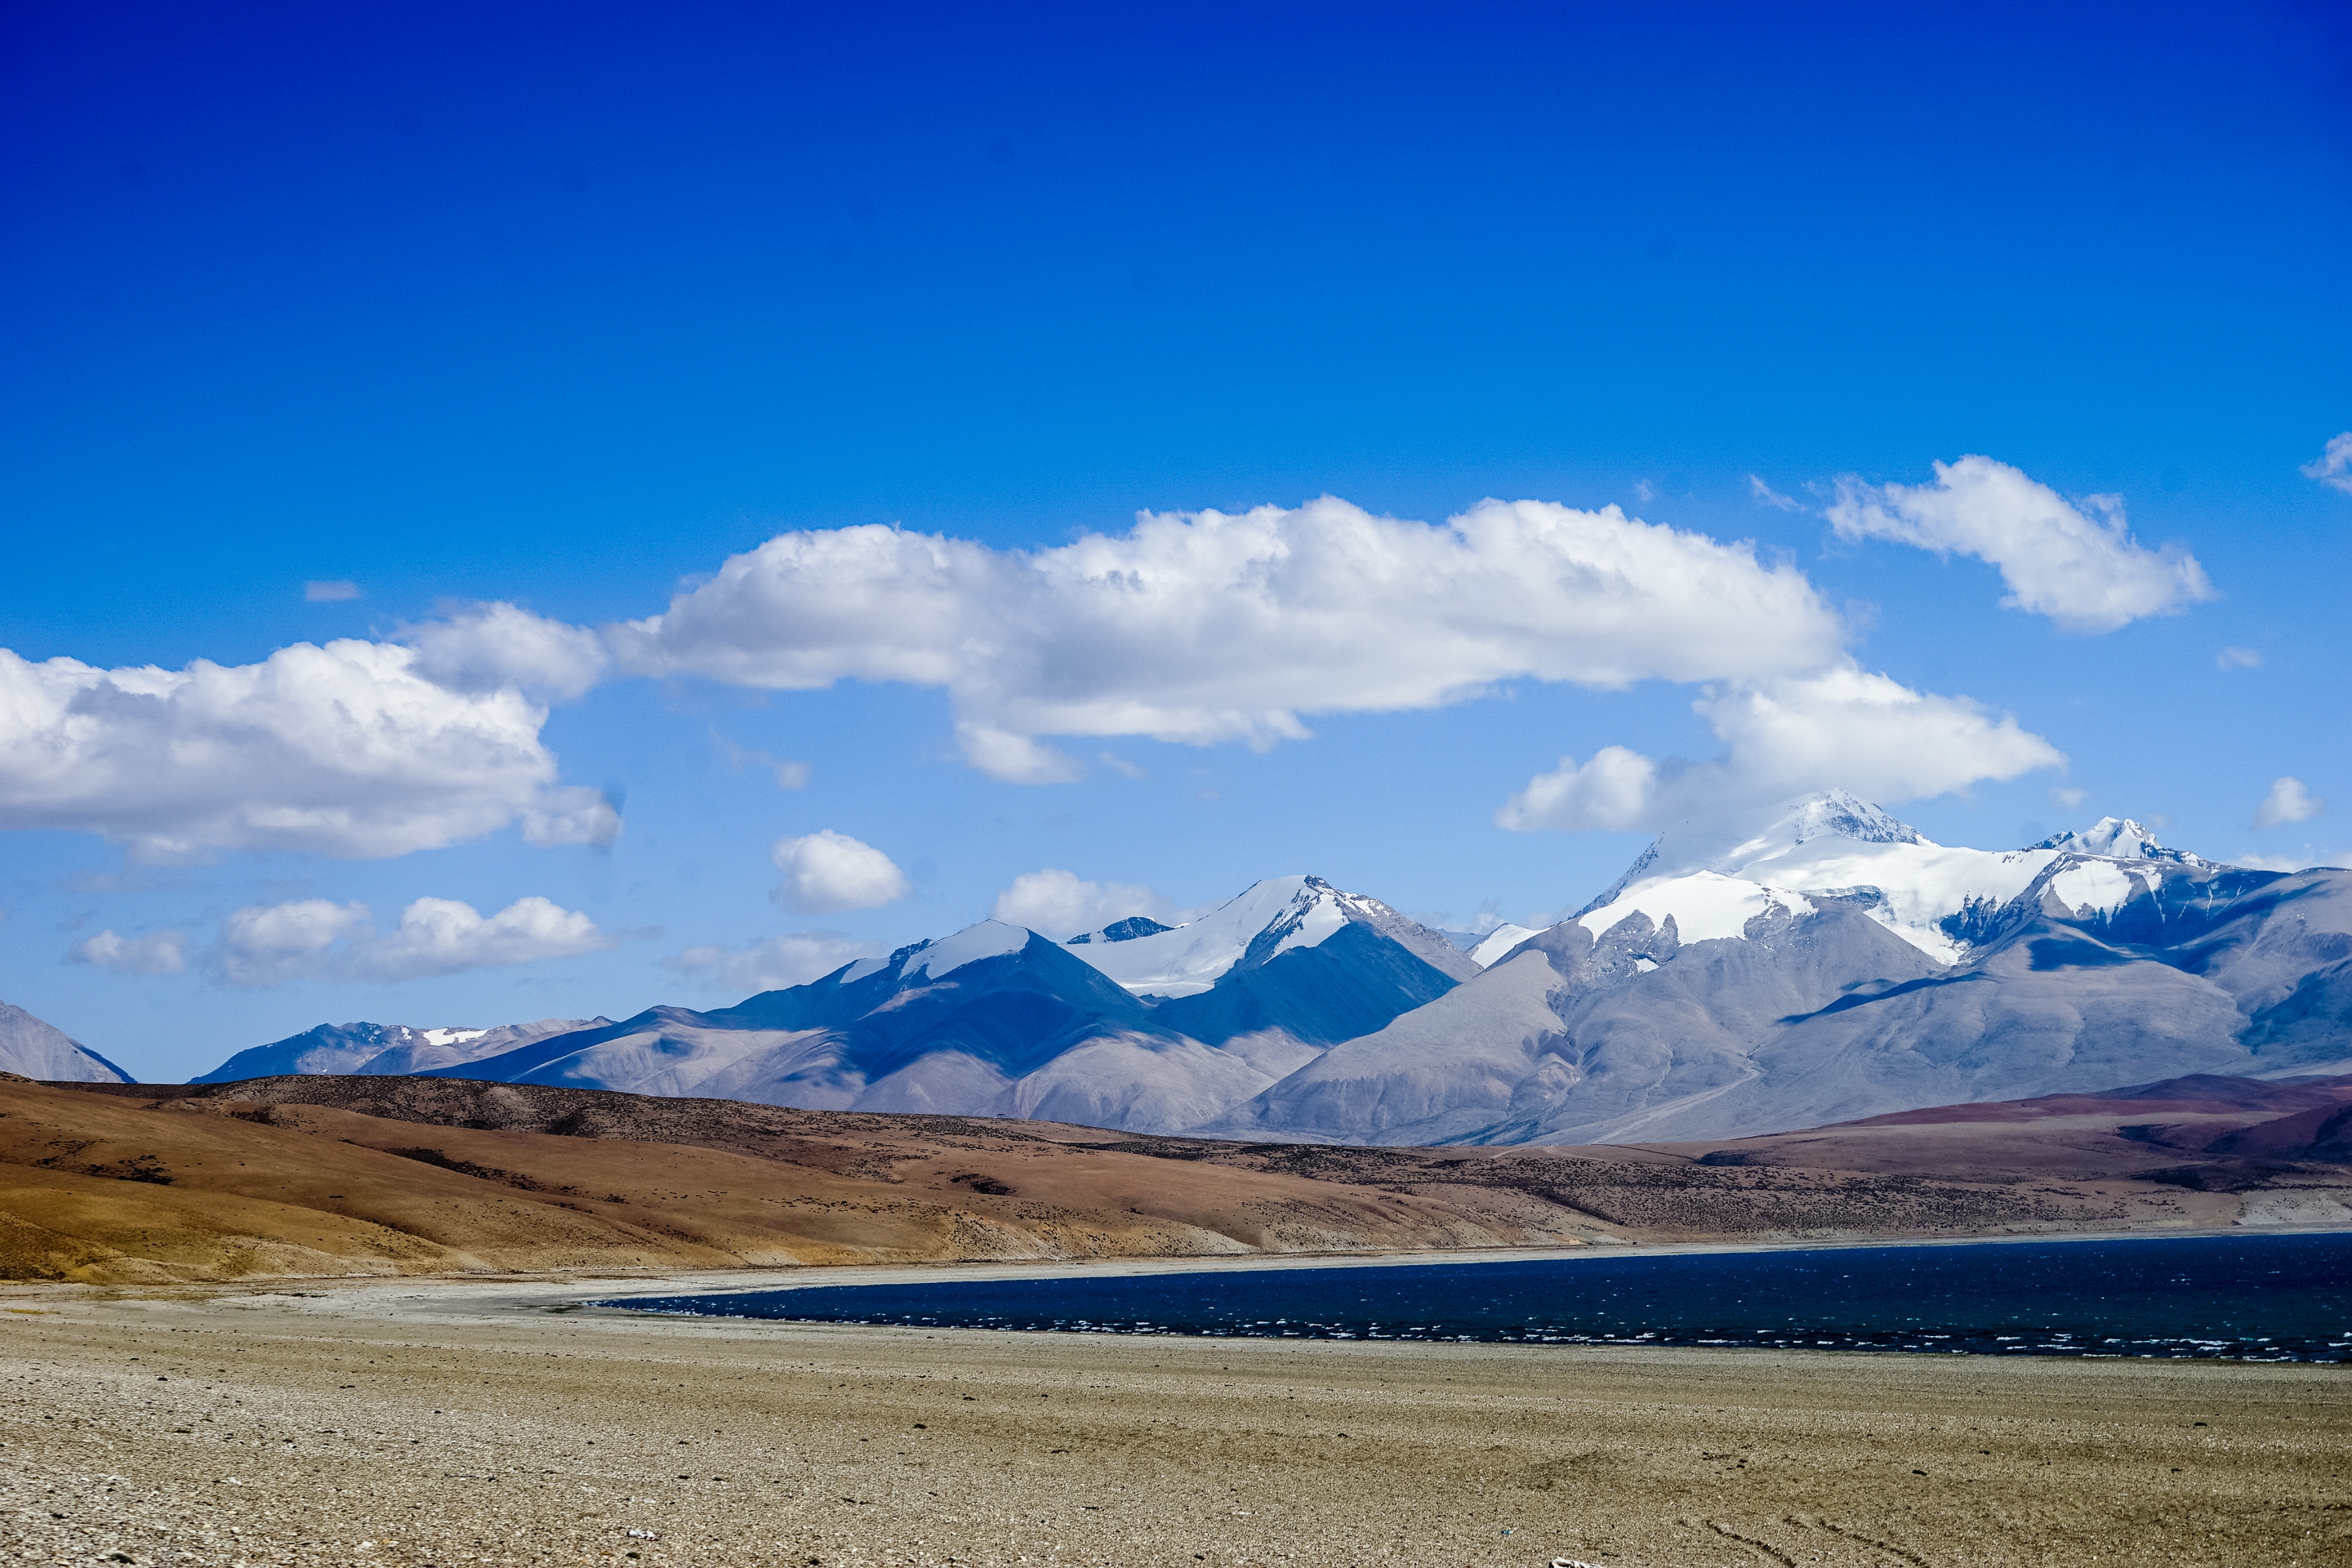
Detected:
left=1562, top=789, right=2243, bottom=970
left=1575, top=790, right=1929, bottom=917
left=1061, top=875, right=1473, bottom=997
left=188, top=1016, right=604, bottom=1084
left=2033, top=817, right=2214, bottom=868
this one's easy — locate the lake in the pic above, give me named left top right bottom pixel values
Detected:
left=599, top=1232, right=2352, bottom=1361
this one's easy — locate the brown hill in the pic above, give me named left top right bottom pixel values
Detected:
left=4, top=1069, right=2348, bottom=1285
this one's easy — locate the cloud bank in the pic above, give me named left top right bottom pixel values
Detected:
left=11, top=465, right=2145, bottom=862
left=1827, top=456, right=2214, bottom=633
left=74, top=894, right=612, bottom=987
left=608, top=497, right=1849, bottom=782
left=0, top=641, right=617, bottom=862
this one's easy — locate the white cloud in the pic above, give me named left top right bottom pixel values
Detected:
left=0, top=640, right=614, bottom=862
left=2217, top=646, right=2262, bottom=670
left=304, top=580, right=361, bottom=603
left=356, top=896, right=614, bottom=981
left=661, top=931, right=880, bottom=995
left=214, top=898, right=370, bottom=987
left=68, top=927, right=192, bottom=977
left=1496, top=664, right=2064, bottom=833
left=2303, top=432, right=2352, bottom=496
left=1827, top=456, right=2215, bottom=632
left=990, top=868, right=1184, bottom=938
left=403, top=601, right=608, bottom=700
left=1097, top=751, right=1148, bottom=780
left=2255, top=776, right=2326, bottom=831
left=770, top=830, right=911, bottom=915
left=1747, top=474, right=1802, bottom=512
left=606, top=497, right=1849, bottom=781
left=2049, top=786, right=2087, bottom=809
left=212, top=894, right=613, bottom=987
left=518, top=788, right=622, bottom=848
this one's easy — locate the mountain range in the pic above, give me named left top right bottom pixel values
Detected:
left=8, top=792, right=2347, bottom=1145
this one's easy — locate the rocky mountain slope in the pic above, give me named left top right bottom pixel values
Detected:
left=189, top=1017, right=604, bottom=1084
left=1208, top=792, right=2352, bottom=1144
left=0, top=1003, right=131, bottom=1084
left=169, top=800, right=2352, bottom=1146
left=390, top=878, right=1473, bottom=1132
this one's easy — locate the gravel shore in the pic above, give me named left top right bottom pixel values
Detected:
left=2, top=1270, right=2345, bottom=1567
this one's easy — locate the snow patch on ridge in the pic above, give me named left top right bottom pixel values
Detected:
left=1579, top=871, right=1815, bottom=946
left=904, top=920, right=1031, bottom=982
left=1467, top=924, right=1543, bottom=967
left=2048, top=861, right=2158, bottom=918
left=1065, top=875, right=1366, bottom=997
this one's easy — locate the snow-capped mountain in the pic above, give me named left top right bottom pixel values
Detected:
left=0, top=1002, right=133, bottom=1083
left=1571, top=786, right=2088, bottom=965
left=413, top=922, right=1275, bottom=1128
left=1205, top=791, right=2352, bottom=1147
left=366, top=875, right=1477, bottom=1132
left=189, top=1017, right=605, bottom=1085
left=1062, top=875, right=1474, bottom=998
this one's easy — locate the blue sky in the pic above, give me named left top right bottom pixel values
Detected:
left=3, top=0, right=2348, bottom=1080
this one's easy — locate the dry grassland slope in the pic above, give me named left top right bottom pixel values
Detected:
left=2, top=1071, right=2346, bottom=1284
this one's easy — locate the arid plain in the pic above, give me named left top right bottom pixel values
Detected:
left=4, top=1073, right=2350, bottom=1567
left=5, top=1276, right=2348, bottom=1568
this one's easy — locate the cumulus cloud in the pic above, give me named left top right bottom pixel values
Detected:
left=1827, top=456, right=2215, bottom=632
left=2050, top=786, right=2088, bottom=809
left=606, top=497, right=1848, bottom=781
left=212, top=894, right=612, bottom=987
left=990, top=868, right=1186, bottom=938
left=661, top=931, right=880, bottom=995
left=1496, top=664, right=2065, bottom=833
left=770, top=830, right=911, bottom=915
left=0, top=640, right=616, bottom=862
left=304, top=580, right=361, bottom=603
left=403, top=601, right=608, bottom=700
left=1747, top=474, right=1802, bottom=512
left=2217, top=646, right=2262, bottom=670
left=2255, top=776, right=2326, bottom=831
left=2304, top=433, right=2352, bottom=496
left=67, top=927, right=192, bottom=977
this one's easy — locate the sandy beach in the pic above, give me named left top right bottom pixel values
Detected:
left=3, top=1262, right=2346, bottom=1568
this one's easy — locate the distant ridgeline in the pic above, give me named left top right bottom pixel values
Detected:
left=111, top=791, right=2352, bottom=1145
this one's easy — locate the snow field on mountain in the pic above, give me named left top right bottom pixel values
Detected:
left=1578, top=872, right=1816, bottom=947
left=1062, top=875, right=1351, bottom=996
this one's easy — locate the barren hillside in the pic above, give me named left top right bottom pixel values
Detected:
left=2, top=1070, right=2346, bottom=1285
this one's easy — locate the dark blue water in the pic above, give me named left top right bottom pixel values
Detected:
left=599, top=1233, right=2352, bottom=1361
